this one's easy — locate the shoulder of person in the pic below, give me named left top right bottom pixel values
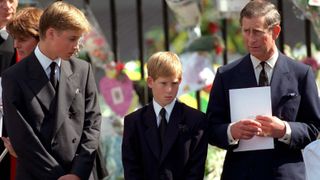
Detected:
left=1, top=56, right=29, bottom=77
left=280, top=53, right=313, bottom=76
left=282, top=54, right=310, bottom=70
left=69, top=57, right=90, bottom=66
left=218, top=54, right=250, bottom=74
left=124, top=103, right=151, bottom=122
left=178, top=101, right=205, bottom=118
left=67, top=57, right=93, bottom=74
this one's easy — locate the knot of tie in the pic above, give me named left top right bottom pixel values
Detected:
left=259, top=61, right=269, bottom=86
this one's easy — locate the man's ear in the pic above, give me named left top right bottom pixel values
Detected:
left=147, top=76, right=154, bottom=88
left=272, top=24, right=281, bottom=40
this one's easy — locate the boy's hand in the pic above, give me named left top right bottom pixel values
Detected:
left=1, top=137, right=17, bottom=158
left=230, top=119, right=262, bottom=140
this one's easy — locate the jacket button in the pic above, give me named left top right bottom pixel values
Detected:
left=72, top=138, right=77, bottom=143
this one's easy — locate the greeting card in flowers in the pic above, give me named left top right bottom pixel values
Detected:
left=99, top=62, right=135, bottom=117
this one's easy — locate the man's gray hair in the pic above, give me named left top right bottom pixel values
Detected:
left=240, top=1, right=280, bottom=28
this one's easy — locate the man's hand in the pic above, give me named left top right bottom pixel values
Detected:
left=255, top=115, right=286, bottom=138
left=1, top=137, right=17, bottom=158
left=58, top=174, right=81, bottom=180
left=230, top=119, right=262, bottom=140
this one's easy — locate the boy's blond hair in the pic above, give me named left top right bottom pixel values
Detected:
left=147, top=51, right=182, bottom=80
left=39, top=1, right=90, bottom=39
left=7, top=7, right=43, bottom=40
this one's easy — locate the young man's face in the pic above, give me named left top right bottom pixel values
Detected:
left=14, top=36, right=38, bottom=60
left=0, top=0, right=18, bottom=27
left=147, top=75, right=181, bottom=107
left=50, top=29, right=82, bottom=60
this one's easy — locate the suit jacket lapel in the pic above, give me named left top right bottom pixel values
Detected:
left=160, top=101, right=183, bottom=163
left=27, top=53, right=56, bottom=112
left=53, top=60, right=78, bottom=135
left=270, top=52, right=290, bottom=113
left=143, top=104, right=161, bottom=161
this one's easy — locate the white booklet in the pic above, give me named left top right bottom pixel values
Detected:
left=229, top=86, right=274, bottom=152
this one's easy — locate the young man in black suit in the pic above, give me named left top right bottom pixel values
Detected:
left=1, top=2, right=101, bottom=180
left=206, top=1, right=320, bottom=180
left=122, top=51, right=208, bottom=180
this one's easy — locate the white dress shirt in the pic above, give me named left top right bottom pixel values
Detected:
left=153, top=99, right=176, bottom=127
left=34, top=45, right=61, bottom=81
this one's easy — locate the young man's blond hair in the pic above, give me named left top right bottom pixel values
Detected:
left=39, top=1, right=90, bottom=39
left=147, top=51, right=182, bottom=80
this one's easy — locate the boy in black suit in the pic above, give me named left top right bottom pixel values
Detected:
left=122, top=51, right=208, bottom=180
left=2, top=2, right=101, bottom=180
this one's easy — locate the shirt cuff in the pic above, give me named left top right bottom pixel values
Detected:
left=278, top=121, right=291, bottom=144
left=227, top=122, right=239, bottom=145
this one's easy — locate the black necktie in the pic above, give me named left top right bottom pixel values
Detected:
left=0, top=36, right=4, bottom=44
left=50, top=62, right=57, bottom=89
left=159, top=108, right=167, bottom=146
left=259, top=62, right=269, bottom=86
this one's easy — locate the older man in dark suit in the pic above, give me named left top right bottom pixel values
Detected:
left=207, top=1, right=320, bottom=180
left=2, top=2, right=101, bottom=180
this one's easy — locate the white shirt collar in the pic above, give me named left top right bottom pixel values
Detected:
left=34, top=45, right=61, bottom=70
left=250, top=50, right=279, bottom=69
left=0, top=27, right=9, bottom=40
left=250, top=49, right=278, bottom=69
left=153, top=98, right=176, bottom=125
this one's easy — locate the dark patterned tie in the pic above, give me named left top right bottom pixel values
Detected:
left=50, top=62, right=57, bottom=89
left=159, top=108, right=167, bottom=146
left=259, top=61, right=269, bottom=86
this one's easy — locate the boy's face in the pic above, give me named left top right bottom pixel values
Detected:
left=147, top=75, right=181, bottom=107
left=13, top=36, right=38, bottom=60
left=48, top=28, right=82, bottom=60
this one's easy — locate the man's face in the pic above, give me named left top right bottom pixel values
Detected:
left=50, top=29, right=83, bottom=60
left=0, top=0, right=18, bottom=27
left=241, top=16, right=280, bottom=60
left=14, top=36, right=38, bottom=60
left=147, top=76, right=181, bottom=107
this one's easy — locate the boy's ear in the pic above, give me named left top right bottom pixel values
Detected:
left=46, top=27, right=55, bottom=40
left=147, top=76, right=154, bottom=88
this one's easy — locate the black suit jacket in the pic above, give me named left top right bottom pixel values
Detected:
left=122, top=101, right=208, bottom=180
left=0, top=35, right=16, bottom=180
left=206, top=52, right=320, bottom=180
left=2, top=52, right=101, bottom=180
